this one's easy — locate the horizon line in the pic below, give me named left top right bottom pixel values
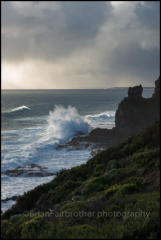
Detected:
left=2, top=86, right=154, bottom=90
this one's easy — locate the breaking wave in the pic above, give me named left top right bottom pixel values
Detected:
left=2, top=106, right=115, bottom=172
left=10, top=105, right=31, bottom=112
left=43, top=105, right=89, bottom=144
left=2, top=105, right=31, bottom=118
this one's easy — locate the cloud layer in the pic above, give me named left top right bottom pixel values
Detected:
left=2, top=1, right=160, bottom=89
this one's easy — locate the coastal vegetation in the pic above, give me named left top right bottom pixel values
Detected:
left=1, top=122, right=160, bottom=239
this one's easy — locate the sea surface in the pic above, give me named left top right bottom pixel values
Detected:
left=1, top=88, right=154, bottom=211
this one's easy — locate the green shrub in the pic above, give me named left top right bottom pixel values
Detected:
left=1, top=220, right=11, bottom=238
left=93, top=164, right=105, bottom=177
left=1, top=219, right=21, bottom=239
left=21, top=216, right=56, bottom=239
left=64, top=180, right=82, bottom=189
left=127, top=177, right=144, bottom=187
left=105, top=180, right=144, bottom=199
left=105, top=184, right=121, bottom=198
left=61, top=200, right=88, bottom=213
left=68, top=224, right=98, bottom=239
left=82, top=176, right=108, bottom=195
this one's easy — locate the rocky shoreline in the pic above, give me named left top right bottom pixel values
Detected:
left=2, top=196, right=18, bottom=203
left=2, top=77, right=160, bottom=210
left=3, top=163, right=56, bottom=177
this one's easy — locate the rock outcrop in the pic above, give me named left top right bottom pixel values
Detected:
left=2, top=196, right=18, bottom=203
left=66, top=77, right=160, bottom=150
left=128, top=84, right=143, bottom=99
left=3, top=164, right=55, bottom=177
left=115, top=77, right=160, bottom=137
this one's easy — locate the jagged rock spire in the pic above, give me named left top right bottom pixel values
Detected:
left=128, top=84, right=143, bottom=98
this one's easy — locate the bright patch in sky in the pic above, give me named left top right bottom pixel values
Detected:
left=2, top=1, right=160, bottom=89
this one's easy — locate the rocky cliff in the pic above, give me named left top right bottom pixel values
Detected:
left=67, top=77, right=160, bottom=150
left=115, top=76, right=160, bottom=137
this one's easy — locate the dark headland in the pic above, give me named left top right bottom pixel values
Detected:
left=1, top=77, right=160, bottom=239
left=67, top=76, right=160, bottom=152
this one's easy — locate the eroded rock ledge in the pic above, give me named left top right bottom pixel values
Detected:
left=3, top=164, right=55, bottom=177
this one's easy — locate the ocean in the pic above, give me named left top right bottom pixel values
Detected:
left=1, top=88, right=154, bottom=211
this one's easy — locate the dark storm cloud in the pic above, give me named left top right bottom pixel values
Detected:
left=60, top=2, right=111, bottom=36
left=108, top=43, right=160, bottom=80
left=2, top=1, right=112, bottom=61
left=94, top=1, right=160, bottom=84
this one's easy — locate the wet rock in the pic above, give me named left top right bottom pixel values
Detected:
left=2, top=195, right=18, bottom=203
left=58, top=139, right=91, bottom=152
left=3, top=164, right=55, bottom=177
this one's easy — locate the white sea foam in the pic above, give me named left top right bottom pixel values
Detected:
left=85, top=110, right=115, bottom=129
left=86, top=110, right=115, bottom=120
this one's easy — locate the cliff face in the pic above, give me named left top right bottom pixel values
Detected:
left=152, top=76, right=160, bottom=99
left=115, top=76, right=160, bottom=137
left=67, top=77, right=160, bottom=149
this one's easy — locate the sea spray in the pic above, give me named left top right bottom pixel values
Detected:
left=46, top=105, right=89, bottom=144
left=14, top=105, right=90, bottom=161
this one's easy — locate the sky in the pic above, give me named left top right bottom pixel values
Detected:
left=2, top=1, right=160, bottom=89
